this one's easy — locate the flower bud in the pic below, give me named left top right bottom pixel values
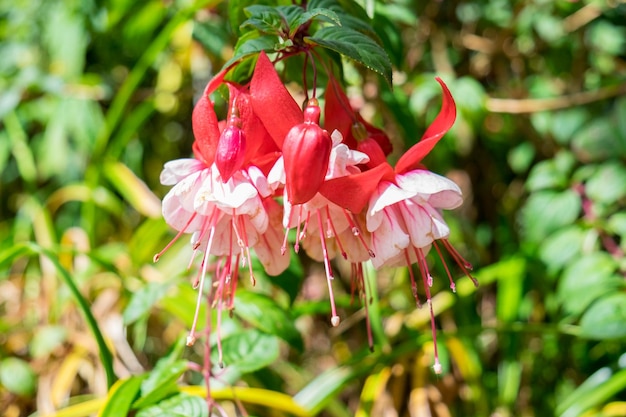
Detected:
left=282, top=99, right=332, bottom=205
left=215, top=102, right=247, bottom=182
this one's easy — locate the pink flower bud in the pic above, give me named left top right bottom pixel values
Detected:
left=282, top=99, right=332, bottom=205
left=215, top=102, right=247, bottom=182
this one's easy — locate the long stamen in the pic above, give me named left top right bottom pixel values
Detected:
left=442, top=239, right=478, bottom=287
left=187, top=209, right=217, bottom=346
left=238, top=216, right=256, bottom=286
left=295, top=205, right=303, bottom=253
left=415, top=247, right=442, bottom=374
left=153, top=212, right=198, bottom=262
left=433, top=240, right=456, bottom=292
left=188, top=223, right=216, bottom=346
left=281, top=205, right=294, bottom=255
left=325, top=206, right=347, bottom=259
left=317, top=209, right=340, bottom=327
left=343, top=210, right=375, bottom=258
left=358, top=263, right=374, bottom=351
left=404, top=250, right=421, bottom=308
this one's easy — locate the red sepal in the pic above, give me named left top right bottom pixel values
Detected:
left=394, top=77, right=456, bottom=174
left=191, top=93, right=220, bottom=166
left=250, top=52, right=303, bottom=148
left=319, top=162, right=395, bottom=214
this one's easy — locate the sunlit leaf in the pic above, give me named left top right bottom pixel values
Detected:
left=306, top=26, right=392, bottom=85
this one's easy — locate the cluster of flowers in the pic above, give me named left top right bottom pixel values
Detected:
left=155, top=52, right=475, bottom=373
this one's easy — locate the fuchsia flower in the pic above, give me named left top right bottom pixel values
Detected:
left=321, top=77, right=476, bottom=372
left=157, top=49, right=474, bottom=374
left=155, top=52, right=299, bottom=352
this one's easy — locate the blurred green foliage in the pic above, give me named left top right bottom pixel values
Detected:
left=1, top=0, right=626, bottom=416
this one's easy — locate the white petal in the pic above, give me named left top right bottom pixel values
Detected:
left=247, top=165, right=272, bottom=198
left=267, top=156, right=285, bottom=189
left=369, top=206, right=410, bottom=269
left=396, top=170, right=463, bottom=209
left=368, top=181, right=415, bottom=216
left=160, top=159, right=205, bottom=185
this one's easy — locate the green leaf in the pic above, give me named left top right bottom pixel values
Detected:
left=134, top=338, right=188, bottom=409
left=99, top=376, right=146, bottom=417
left=218, top=329, right=280, bottom=373
left=557, top=253, right=621, bottom=316
left=233, top=290, right=303, bottom=351
left=539, top=226, right=585, bottom=272
left=0, top=357, right=36, bottom=397
left=558, top=368, right=626, bottom=417
left=306, top=26, right=392, bottom=85
left=526, top=151, right=575, bottom=192
left=585, top=162, right=626, bottom=205
left=572, top=118, right=626, bottom=163
left=520, top=190, right=581, bottom=243
left=579, top=293, right=626, bottom=340
left=241, top=5, right=287, bottom=35
left=123, top=281, right=172, bottom=325
left=291, top=8, right=342, bottom=34
left=136, top=393, right=208, bottom=417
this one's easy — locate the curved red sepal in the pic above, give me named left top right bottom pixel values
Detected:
left=394, top=77, right=456, bottom=174
left=191, top=93, right=220, bottom=166
left=324, top=76, right=356, bottom=148
left=250, top=52, right=303, bottom=148
left=319, top=162, right=395, bottom=213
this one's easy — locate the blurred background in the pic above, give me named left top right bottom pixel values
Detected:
left=1, top=0, right=626, bottom=416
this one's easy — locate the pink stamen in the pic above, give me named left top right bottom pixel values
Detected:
left=294, top=205, right=303, bottom=253
left=343, top=210, right=375, bottom=258
left=281, top=206, right=294, bottom=255
left=317, top=209, right=340, bottom=327
left=153, top=212, right=198, bottom=262
left=187, top=209, right=219, bottom=346
left=325, top=206, right=347, bottom=259
left=404, top=250, right=421, bottom=308
left=433, top=240, right=456, bottom=292
left=441, top=239, right=478, bottom=287
left=238, top=216, right=256, bottom=286
left=415, top=247, right=440, bottom=374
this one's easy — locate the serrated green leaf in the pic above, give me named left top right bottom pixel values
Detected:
left=221, top=33, right=277, bottom=80
left=123, top=281, right=172, bottom=325
left=290, top=8, right=342, bottom=34
left=306, top=26, right=392, bottom=84
left=580, top=293, right=626, bottom=340
left=233, top=290, right=303, bottom=351
left=242, top=5, right=285, bottom=35
left=218, top=329, right=280, bottom=373
left=136, top=393, right=208, bottom=417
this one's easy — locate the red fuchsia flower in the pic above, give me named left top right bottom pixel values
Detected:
left=320, top=77, right=476, bottom=373
left=268, top=130, right=374, bottom=327
left=154, top=54, right=298, bottom=357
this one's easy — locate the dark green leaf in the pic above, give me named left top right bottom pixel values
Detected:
left=136, top=393, right=208, bottom=417
left=233, top=290, right=303, bottom=351
left=306, top=26, right=392, bottom=85
left=218, top=329, right=280, bottom=373
left=291, top=8, right=342, bottom=35
left=580, top=293, right=626, bottom=340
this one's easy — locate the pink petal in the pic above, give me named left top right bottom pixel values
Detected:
left=369, top=206, right=410, bottom=269
left=395, top=77, right=456, bottom=174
